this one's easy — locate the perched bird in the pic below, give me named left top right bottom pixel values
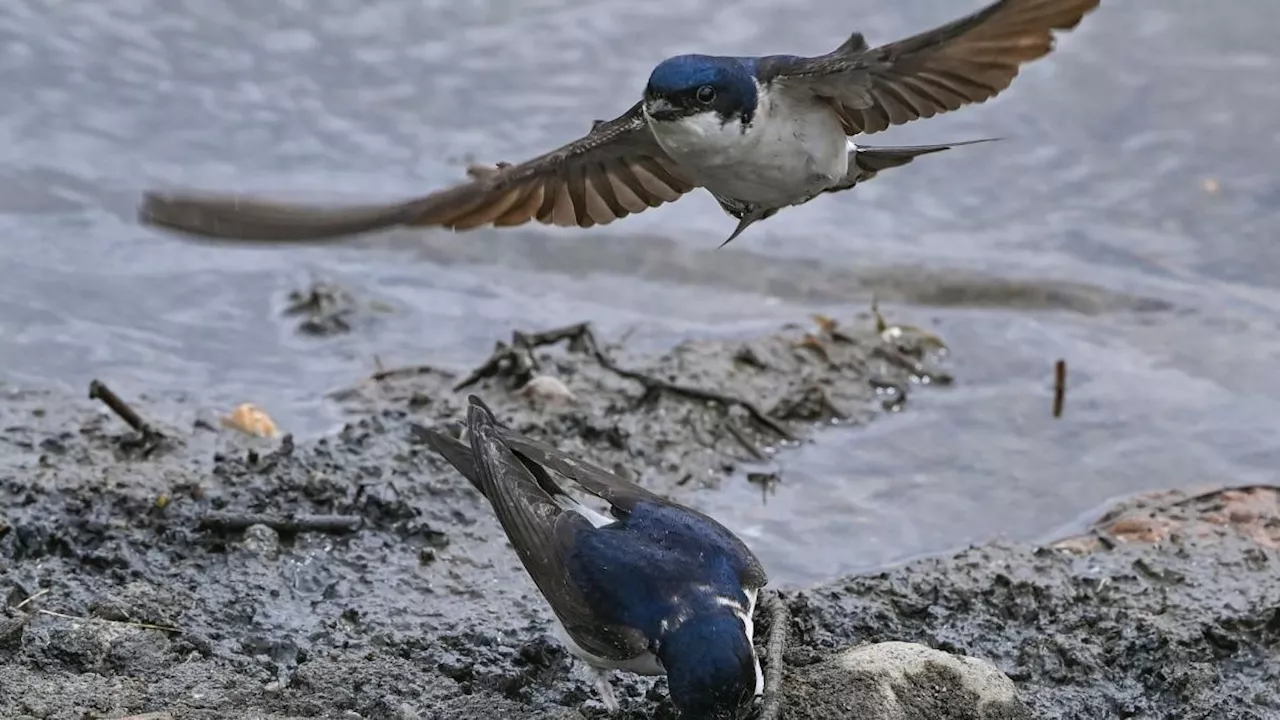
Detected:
left=420, top=395, right=768, bottom=718
left=139, top=0, right=1101, bottom=247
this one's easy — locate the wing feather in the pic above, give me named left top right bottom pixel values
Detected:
left=419, top=402, right=651, bottom=662
left=760, top=0, right=1101, bottom=135
left=138, top=103, right=698, bottom=242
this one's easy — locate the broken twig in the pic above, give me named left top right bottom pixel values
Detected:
left=758, top=589, right=790, bottom=720
left=14, top=588, right=51, bottom=611
left=197, top=512, right=362, bottom=535
left=35, top=608, right=181, bottom=634
left=89, top=379, right=164, bottom=440
left=1053, top=359, right=1067, bottom=418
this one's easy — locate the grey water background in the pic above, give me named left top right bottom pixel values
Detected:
left=2, top=0, right=1277, bottom=588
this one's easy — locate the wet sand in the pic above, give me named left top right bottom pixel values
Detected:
left=2, top=316, right=1277, bottom=719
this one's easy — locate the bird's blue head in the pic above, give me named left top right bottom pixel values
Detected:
left=658, top=607, right=760, bottom=719
left=644, top=54, right=759, bottom=127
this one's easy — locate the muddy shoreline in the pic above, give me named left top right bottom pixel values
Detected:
left=2, top=315, right=1277, bottom=719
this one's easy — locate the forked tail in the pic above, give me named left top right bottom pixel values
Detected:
left=827, top=138, right=1001, bottom=193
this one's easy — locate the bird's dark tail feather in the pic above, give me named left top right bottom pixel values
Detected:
left=137, top=191, right=424, bottom=243
left=831, top=138, right=1000, bottom=192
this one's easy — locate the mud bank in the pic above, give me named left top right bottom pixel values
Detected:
left=1, top=316, right=1277, bottom=719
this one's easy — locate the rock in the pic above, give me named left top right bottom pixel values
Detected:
left=240, top=523, right=281, bottom=559
left=784, top=641, right=1031, bottom=720
left=1051, top=484, right=1280, bottom=554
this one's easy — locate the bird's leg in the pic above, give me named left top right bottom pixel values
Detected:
left=588, top=666, right=620, bottom=713
left=714, top=200, right=779, bottom=249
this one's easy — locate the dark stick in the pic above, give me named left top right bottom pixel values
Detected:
left=371, top=364, right=452, bottom=383
left=595, top=351, right=795, bottom=440
left=197, top=512, right=362, bottom=535
left=758, top=590, right=790, bottom=720
left=89, top=380, right=156, bottom=435
left=1052, top=359, right=1067, bottom=418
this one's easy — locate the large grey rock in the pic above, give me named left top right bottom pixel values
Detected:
left=783, top=641, right=1033, bottom=720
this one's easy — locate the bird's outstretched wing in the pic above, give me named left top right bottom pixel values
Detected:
left=138, top=102, right=698, bottom=242
left=758, top=0, right=1101, bottom=135
left=418, top=397, right=652, bottom=662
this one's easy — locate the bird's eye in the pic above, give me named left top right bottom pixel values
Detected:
left=695, top=85, right=716, bottom=104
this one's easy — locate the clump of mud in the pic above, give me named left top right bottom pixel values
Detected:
left=283, top=277, right=393, bottom=337
left=1, top=317, right=1277, bottom=719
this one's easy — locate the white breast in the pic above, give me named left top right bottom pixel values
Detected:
left=648, top=84, right=850, bottom=209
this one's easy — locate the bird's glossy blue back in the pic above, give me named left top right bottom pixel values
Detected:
left=562, top=500, right=755, bottom=634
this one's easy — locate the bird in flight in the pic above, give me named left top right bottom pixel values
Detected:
left=420, top=396, right=769, bottom=718
left=139, top=0, right=1101, bottom=248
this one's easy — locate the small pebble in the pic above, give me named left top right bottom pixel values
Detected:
left=241, top=524, right=280, bottom=559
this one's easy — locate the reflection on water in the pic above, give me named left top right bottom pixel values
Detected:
left=2, top=0, right=1278, bottom=586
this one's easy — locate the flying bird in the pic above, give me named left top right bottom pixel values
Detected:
left=139, top=0, right=1100, bottom=248
left=420, top=396, right=768, bottom=718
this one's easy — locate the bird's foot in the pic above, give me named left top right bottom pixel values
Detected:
left=716, top=204, right=780, bottom=249
left=589, top=667, right=620, bottom=713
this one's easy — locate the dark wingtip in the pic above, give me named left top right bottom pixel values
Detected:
left=466, top=394, right=493, bottom=415
left=135, top=189, right=244, bottom=240
left=137, top=190, right=180, bottom=227
left=465, top=394, right=502, bottom=433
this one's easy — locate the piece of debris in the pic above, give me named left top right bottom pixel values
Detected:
left=520, top=375, right=577, bottom=406
left=284, top=279, right=361, bottom=337
left=871, top=296, right=948, bottom=355
left=222, top=403, right=280, bottom=438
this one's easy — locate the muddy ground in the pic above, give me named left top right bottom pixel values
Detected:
left=1, top=311, right=1278, bottom=720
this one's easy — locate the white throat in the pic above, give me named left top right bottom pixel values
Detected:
left=644, top=88, right=761, bottom=171
left=645, top=83, right=849, bottom=209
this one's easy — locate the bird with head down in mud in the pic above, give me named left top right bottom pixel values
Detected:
left=420, top=395, right=769, bottom=718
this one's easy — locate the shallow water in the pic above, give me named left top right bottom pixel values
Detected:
left=2, top=0, right=1278, bottom=588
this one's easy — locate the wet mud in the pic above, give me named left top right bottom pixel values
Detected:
left=2, top=315, right=1277, bottom=719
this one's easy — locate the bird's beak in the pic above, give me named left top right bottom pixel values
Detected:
left=644, top=97, right=680, bottom=122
